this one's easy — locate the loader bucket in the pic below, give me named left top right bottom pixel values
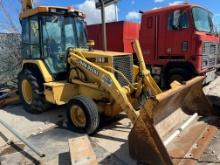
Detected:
left=128, top=76, right=216, bottom=165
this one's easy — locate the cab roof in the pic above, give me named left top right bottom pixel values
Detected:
left=20, top=6, right=85, bottom=20
left=142, top=3, right=207, bottom=16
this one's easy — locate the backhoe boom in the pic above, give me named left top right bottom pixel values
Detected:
left=21, top=0, right=33, bottom=12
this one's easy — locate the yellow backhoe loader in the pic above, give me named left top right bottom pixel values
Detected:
left=18, top=0, right=219, bottom=164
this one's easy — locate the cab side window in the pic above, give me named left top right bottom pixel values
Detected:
left=168, top=10, right=189, bottom=30
left=179, top=12, right=189, bottom=28
left=21, top=18, right=30, bottom=58
left=21, top=16, right=40, bottom=59
left=30, top=16, right=40, bottom=58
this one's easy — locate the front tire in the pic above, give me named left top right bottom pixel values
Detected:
left=18, top=70, right=49, bottom=114
left=166, top=68, right=192, bottom=88
left=67, top=96, right=100, bottom=135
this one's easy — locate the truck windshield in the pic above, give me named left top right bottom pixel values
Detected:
left=42, top=15, right=87, bottom=75
left=192, top=7, right=215, bottom=34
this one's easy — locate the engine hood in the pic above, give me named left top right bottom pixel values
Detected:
left=70, top=48, right=132, bottom=58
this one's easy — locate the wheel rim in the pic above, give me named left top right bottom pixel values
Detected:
left=21, top=79, right=33, bottom=104
left=70, top=105, right=86, bottom=127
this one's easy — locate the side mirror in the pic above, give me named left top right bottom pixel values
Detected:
left=172, top=10, right=181, bottom=29
left=87, top=40, right=95, bottom=51
left=216, top=28, right=219, bottom=36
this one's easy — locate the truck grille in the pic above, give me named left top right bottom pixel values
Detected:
left=202, top=42, right=219, bottom=55
left=113, top=55, right=133, bottom=86
left=209, top=58, right=216, bottom=66
left=202, top=56, right=216, bottom=68
left=202, top=42, right=218, bottom=68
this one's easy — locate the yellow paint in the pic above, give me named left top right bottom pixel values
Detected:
left=170, top=80, right=182, bottom=89
left=44, top=81, right=77, bottom=105
left=98, top=102, right=123, bottom=117
left=68, top=51, right=139, bottom=123
left=132, top=65, right=140, bottom=81
left=44, top=79, right=108, bottom=106
left=70, top=105, right=86, bottom=127
left=21, top=79, right=33, bottom=104
left=20, top=6, right=85, bottom=20
left=70, top=48, right=130, bottom=57
left=133, top=40, right=162, bottom=95
left=23, top=60, right=53, bottom=82
left=20, top=6, right=49, bottom=20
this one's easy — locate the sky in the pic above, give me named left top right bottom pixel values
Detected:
left=0, top=0, right=220, bottom=33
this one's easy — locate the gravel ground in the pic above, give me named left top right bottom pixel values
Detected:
left=199, top=72, right=220, bottom=165
left=199, top=131, right=220, bottom=165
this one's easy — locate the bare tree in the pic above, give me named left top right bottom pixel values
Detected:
left=0, top=0, right=22, bottom=87
left=0, top=0, right=45, bottom=87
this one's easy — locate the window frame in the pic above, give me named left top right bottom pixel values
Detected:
left=74, top=18, right=88, bottom=48
left=21, top=18, right=30, bottom=59
left=21, top=15, right=41, bottom=59
left=192, top=7, right=215, bottom=34
left=29, top=16, right=41, bottom=59
left=168, top=9, right=189, bottom=31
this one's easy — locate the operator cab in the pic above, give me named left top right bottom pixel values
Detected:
left=20, top=7, right=88, bottom=79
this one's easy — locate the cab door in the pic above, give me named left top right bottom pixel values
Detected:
left=164, top=9, right=192, bottom=60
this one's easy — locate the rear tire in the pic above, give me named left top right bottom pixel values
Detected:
left=18, top=70, right=49, bottom=114
left=67, top=96, right=100, bottom=135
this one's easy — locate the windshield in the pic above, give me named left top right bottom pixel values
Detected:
left=42, top=15, right=87, bottom=75
left=192, top=7, right=216, bottom=34
left=75, top=19, right=88, bottom=48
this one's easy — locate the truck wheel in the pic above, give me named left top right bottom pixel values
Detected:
left=67, top=96, right=100, bottom=135
left=166, top=68, right=191, bottom=88
left=18, top=70, right=49, bottom=114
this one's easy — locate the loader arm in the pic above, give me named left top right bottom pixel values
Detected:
left=129, top=41, right=215, bottom=164
left=67, top=48, right=173, bottom=164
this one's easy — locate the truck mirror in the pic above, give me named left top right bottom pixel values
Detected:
left=172, top=10, right=181, bottom=29
left=216, top=27, right=219, bottom=36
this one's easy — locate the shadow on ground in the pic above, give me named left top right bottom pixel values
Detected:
left=208, top=95, right=220, bottom=107
left=1, top=103, right=67, bottom=125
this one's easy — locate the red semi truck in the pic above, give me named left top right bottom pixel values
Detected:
left=87, top=3, right=220, bottom=87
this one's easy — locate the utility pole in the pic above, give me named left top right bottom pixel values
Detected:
left=100, top=0, right=107, bottom=51
left=115, top=3, right=118, bottom=21
left=95, top=0, right=118, bottom=51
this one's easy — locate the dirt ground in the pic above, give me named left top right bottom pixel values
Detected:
left=199, top=131, right=220, bottom=165
left=0, top=75, right=220, bottom=165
